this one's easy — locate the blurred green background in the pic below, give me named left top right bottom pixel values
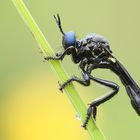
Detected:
left=1, top=0, right=140, bottom=140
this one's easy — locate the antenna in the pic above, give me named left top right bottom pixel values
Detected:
left=54, top=14, right=65, bottom=35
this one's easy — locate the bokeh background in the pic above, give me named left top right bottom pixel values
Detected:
left=1, top=0, right=140, bottom=140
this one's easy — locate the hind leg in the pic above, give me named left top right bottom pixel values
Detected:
left=82, top=75, right=119, bottom=128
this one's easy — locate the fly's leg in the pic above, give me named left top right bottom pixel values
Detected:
left=59, top=71, right=90, bottom=92
left=82, top=75, right=119, bottom=129
left=59, top=58, right=89, bottom=91
left=44, top=46, right=76, bottom=61
left=79, top=58, right=88, bottom=72
left=44, top=52, right=65, bottom=61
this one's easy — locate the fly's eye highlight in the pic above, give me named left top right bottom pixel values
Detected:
left=76, top=41, right=81, bottom=47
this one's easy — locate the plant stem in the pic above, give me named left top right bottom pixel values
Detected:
left=11, top=0, right=107, bottom=140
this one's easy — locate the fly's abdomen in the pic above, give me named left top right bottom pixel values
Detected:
left=111, top=59, right=140, bottom=115
left=126, top=85, right=140, bottom=115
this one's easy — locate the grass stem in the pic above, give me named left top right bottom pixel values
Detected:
left=11, top=0, right=107, bottom=140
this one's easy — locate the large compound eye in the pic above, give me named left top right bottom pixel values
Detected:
left=63, top=31, right=76, bottom=49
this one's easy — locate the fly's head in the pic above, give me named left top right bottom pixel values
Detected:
left=54, top=14, right=77, bottom=55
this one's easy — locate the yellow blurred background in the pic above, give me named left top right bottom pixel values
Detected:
left=1, top=0, right=140, bottom=140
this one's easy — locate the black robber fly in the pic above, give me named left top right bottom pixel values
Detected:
left=45, top=14, right=140, bottom=128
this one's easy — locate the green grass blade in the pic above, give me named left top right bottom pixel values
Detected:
left=11, top=0, right=107, bottom=140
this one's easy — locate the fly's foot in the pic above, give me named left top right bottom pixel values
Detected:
left=44, top=56, right=63, bottom=61
left=58, top=76, right=77, bottom=92
left=44, top=56, right=56, bottom=61
left=82, top=103, right=97, bottom=129
left=58, top=81, right=64, bottom=93
left=56, top=52, right=63, bottom=57
left=58, top=81, right=68, bottom=92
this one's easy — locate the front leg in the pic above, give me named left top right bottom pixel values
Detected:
left=44, top=46, right=75, bottom=61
